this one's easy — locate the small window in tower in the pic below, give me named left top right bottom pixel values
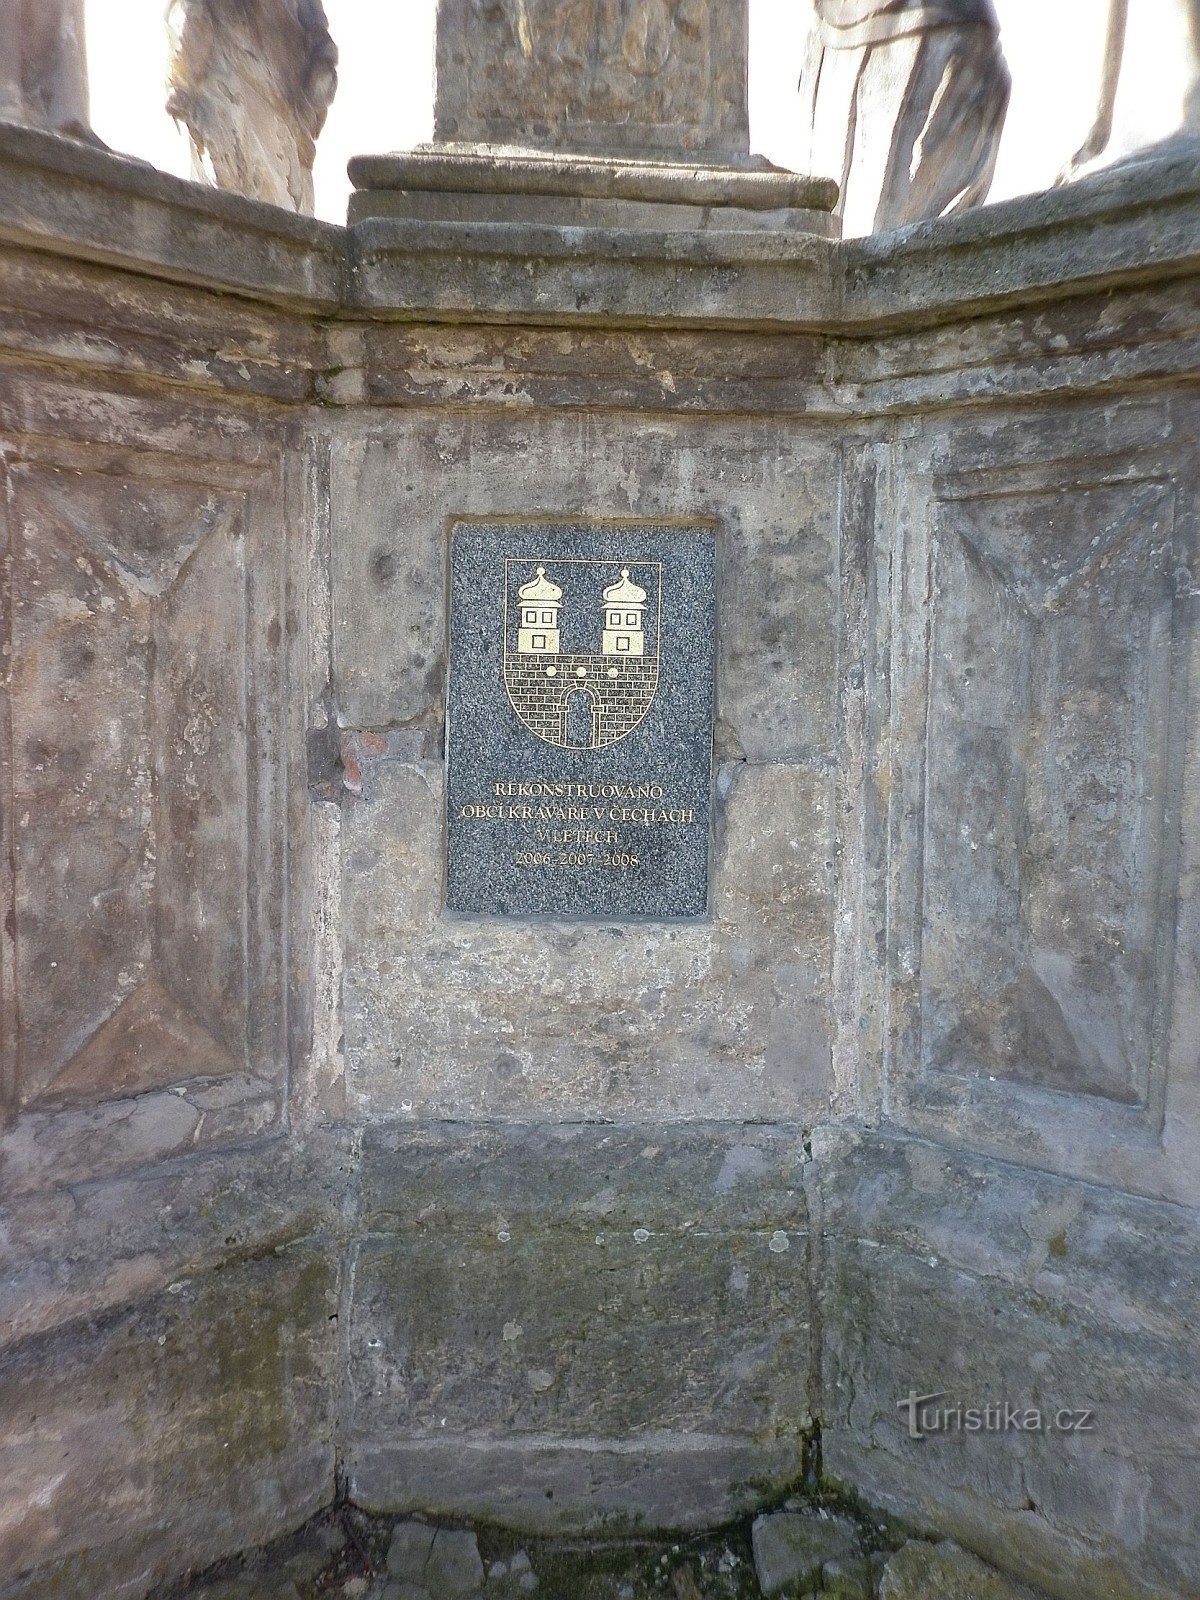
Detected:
left=609, top=610, right=621, bottom=627
left=626, top=612, right=639, bottom=626
left=524, top=608, right=537, bottom=625
left=616, top=636, right=630, bottom=652
left=542, top=609, right=554, bottom=624
left=532, top=634, right=547, bottom=649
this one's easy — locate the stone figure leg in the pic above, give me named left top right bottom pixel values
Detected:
left=800, top=17, right=1009, bottom=237
left=1061, top=0, right=1200, bottom=183
left=167, top=0, right=337, bottom=214
left=0, top=0, right=26, bottom=122
left=0, top=0, right=91, bottom=136
left=873, top=23, right=1010, bottom=231
left=1060, top=0, right=1127, bottom=177
left=798, top=24, right=870, bottom=219
left=833, top=32, right=925, bottom=236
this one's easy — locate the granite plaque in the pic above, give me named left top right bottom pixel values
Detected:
left=446, top=522, right=716, bottom=919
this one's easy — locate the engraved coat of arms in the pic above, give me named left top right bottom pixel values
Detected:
left=502, top=558, right=662, bottom=749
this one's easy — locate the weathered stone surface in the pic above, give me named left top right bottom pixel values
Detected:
left=347, top=148, right=837, bottom=237
left=346, top=154, right=1200, bottom=333
left=423, top=1529, right=485, bottom=1599
left=10, top=110, right=1200, bottom=339
left=751, top=1509, right=862, bottom=1595
left=798, top=0, right=1010, bottom=237
left=0, top=0, right=91, bottom=140
left=434, top=0, right=750, bottom=161
left=878, top=1540, right=1041, bottom=1599
left=349, top=1435, right=808, bottom=1541
left=387, top=1520, right=438, bottom=1580
left=920, top=478, right=1175, bottom=1106
left=0, top=1246, right=338, bottom=1597
left=2, top=69, right=1200, bottom=1600
left=0, top=1078, right=283, bottom=1201
left=0, top=124, right=345, bottom=307
left=341, top=760, right=833, bottom=1121
left=816, top=1127, right=1200, bottom=1600
left=331, top=410, right=836, bottom=1122
left=348, top=1179, right=809, bottom=1432
left=821, top=1555, right=877, bottom=1600
left=847, top=388, right=1200, bottom=1206
left=349, top=149, right=835, bottom=217
left=330, top=416, right=838, bottom=754
left=166, top=0, right=338, bottom=214
left=344, top=1123, right=810, bottom=1530
left=350, top=323, right=832, bottom=418
left=0, top=368, right=295, bottom=1188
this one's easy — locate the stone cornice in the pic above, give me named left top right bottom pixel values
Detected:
left=0, top=123, right=346, bottom=311
left=3, top=123, right=1200, bottom=408
left=346, top=214, right=838, bottom=327
left=836, top=145, right=1200, bottom=330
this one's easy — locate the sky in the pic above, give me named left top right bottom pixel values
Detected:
left=84, top=0, right=1195, bottom=226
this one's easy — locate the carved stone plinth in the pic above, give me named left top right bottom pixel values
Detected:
left=354, top=0, right=836, bottom=235
left=348, top=145, right=838, bottom=235
left=434, top=0, right=750, bottom=163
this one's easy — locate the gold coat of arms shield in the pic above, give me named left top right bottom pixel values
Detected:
left=502, top=557, right=663, bottom=750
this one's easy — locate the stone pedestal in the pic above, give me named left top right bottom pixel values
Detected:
left=348, top=145, right=838, bottom=235
left=351, top=0, right=838, bottom=235
left=3, top=97, right=1200, bottom=1600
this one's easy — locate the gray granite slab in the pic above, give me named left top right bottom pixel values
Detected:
left=446, top=522, right=715, bottom=919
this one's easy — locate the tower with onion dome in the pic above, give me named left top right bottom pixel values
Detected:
left=601, top=568, right=647, bottom=658
left=516, top=565, right=563, bottom=654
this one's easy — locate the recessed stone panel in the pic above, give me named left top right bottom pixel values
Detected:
left=922, top=482, right=1180, bottom=1106
left=1, top=458, right=260, bottom=1115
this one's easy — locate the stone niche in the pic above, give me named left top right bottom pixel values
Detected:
left=923, top=479, right=1180, bottom=1107
left=1, top=59, right=1200, bottom=1600
left=0, top=473, right=290, bottom=1138
left=0, top=201, right=300, bottom=1193
left=870, top=395, right=1200, bottom=1205
left=6, top=465, right=246, bottom=1108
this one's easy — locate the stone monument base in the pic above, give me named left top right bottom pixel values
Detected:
left=348, top=146, right=839, bottom=235
left=2, top=122, right=1200, bottom=1600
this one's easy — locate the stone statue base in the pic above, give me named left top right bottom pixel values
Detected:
left=348, top=145, right=838, bottom=237
left=1067, top=127, right=1200, bottom=185
left=374, top=0, right=837, bottom=240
